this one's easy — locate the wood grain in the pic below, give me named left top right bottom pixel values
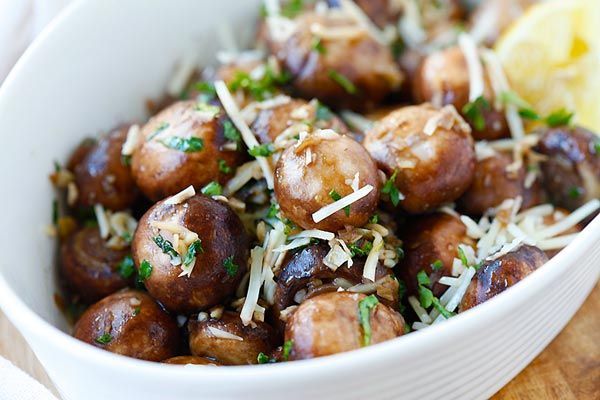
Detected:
left=1, top=286, right=598, bottom=399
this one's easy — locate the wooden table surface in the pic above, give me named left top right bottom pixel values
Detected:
left=1, top=286, right=598, bottom=400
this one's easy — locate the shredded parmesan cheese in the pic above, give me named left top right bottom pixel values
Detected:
left=312, top=184, right=374, bottom=223
left=94, top=204, right=110, bottom=239
left=458, top=33, right=485, bottom=102
left=240, top=247, right=265, bottom=326
left=121, top=124, right=140, bottom=156
left=164, top=185, right=196, bottom=205
left=206, top=326, right=243, bottom=341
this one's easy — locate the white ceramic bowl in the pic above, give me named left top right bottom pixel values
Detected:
left=0, top=1, right=598, bottom=399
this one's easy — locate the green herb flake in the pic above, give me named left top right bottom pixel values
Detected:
left=161, top=136, right=204, bottom=153
left=358, top=294, right=379, bottom=347
left=418, top=285, right=434, bottom=309
left=381, top=170, right=401, bottom=207
left=194, top=81, right=217, bottom=102
left=117, top=255, right=135, bottom=279
left=194, top=102, right=220, bottom=115
left=201, top=181, right=223, bottom=196
left=315, top=102, right=333, bottom=121
left=545, top=109, right=574, bottom=127
left=223, top=256, right=239, bottom=277
left=593, top=141, right=600, bottom=155
left=431, top=298, right=455, bottom=319
left=139, top=260, right=153, bottom=281
left=328, top=189, right=350, bottom=216
left=416, top=270, right=431, bottom=287
left=431, top=259, right=444, bottom=271
left=95, top=333, right=113, bottom=345
left=257, top=352, right=275, bottom=364
left=223, top=120, right=242, bottom=143
left=568, top=186, right=583, bottom=199
left=282, top=340, right=294, bottom=361
left=281, top=0, right=304, bottom=18
left=121, top=154, right=132, bottom=166
left=311, top=37, right=326, bottom=54
left=396, top=246, right=405, bottom=260
left=458, top=246, right=469, bottom=266
left=147, top=122, right=170, bottom=141
left=349, top=241, right=373, bottom=257
left=248, top=143, right=275, bottom=158
left=328, top=69, right=358, bottom=95
left=52, top=200, right=58, bottom=225
left=369, top=214, right=379, bottom=224
left=53, top=160, right=61, bottom=173
left=153, top=235, right=180, bottom=262
left=218, top=159, right=232, bottom=174
left=229, top=65, right=291, bottom=101
left=133, top=306, right=141, bottom=316
left=267, top=202, right=279, bottom=219
left=462, top=96, right=491, bottom=131
left=183, top=240, right=204, bottom=267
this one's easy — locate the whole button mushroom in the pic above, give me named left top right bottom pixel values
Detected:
left=74, top=125, right=138, bottom=210
left=163, top=356, right=221, bottom=366
left=131, top=100, right=246, bottom=201
left=73, top=290, right=180, bottom=361
left=535, top=126, right=600, bottom=211
left=265, top=11, right=403, bottom=111
left=364, top=104, right=476, bottom=214
left=413, top=46, right=509, bottom=141
left=275, top=130, right=380, bottom=231
left=60, top=226, right=132, bottom=304
left=132, top=193, right=249, bottom=314
left=457, top=151, right=545, bottom=216
left=188, top=311, right=276, bottom=365
left=397, top=213, right=475, bottom=298
left=284, top=291, right=405, bottom=360
left=460, top=245, right=548, bottom=312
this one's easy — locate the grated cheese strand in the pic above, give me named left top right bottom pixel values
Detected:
left=362, top=231, right=383, bottom=281
left=206, top=326, right=243, bottom=341
left=164, top=185, right=196, bottom=205
left=312, top=184, right=374, bottom=223
left=240, top=247, right=265, bottom=326
left=458, top=33, right=485, bottom=102
left=289, top=229, right=335, bottom=241
left=94, top=204, right=110, bottom=239
left=121, top=124, right=140, bottom=156
left=536, top=199, right=600, bottom=240
left=214, top=81, right=274, bottom=189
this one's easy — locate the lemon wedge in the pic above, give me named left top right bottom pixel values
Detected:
left=495, top=0, right=600, bottom=132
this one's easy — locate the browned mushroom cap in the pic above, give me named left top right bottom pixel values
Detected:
left=73, top=289, right=180, bottom=361
left=251, top=98, right=348, bottom=144
left=364, top=104, right=476, bottom=214
left=275, top=130, right=380, bottom=231
left=353, top=0, right=403, bottom=28
left=273, top=244, right=399, bottom=323
left=188, top=311, right=276, bottom=365
left=74, top=125, right=138, bottom=210
left=535, top=126, right=600, bottom=211
left=459, top=245, right=548, bottom=312
left=60, top=226, right=132, bottom=304
left=266, top=11, right=403, bottom=111
left=131, top=100, right=246, bottom=201
left=284, top=292, right=404, bottom=360
left=131, top=194, right=249, bottom=314
left=457, top=152, right=545, bottom=216
left=468, top=0, right=537, bottom=47
left=413, top=46, right=509, bottom=141
left=163, top=355, right=221, bottom=366
left=397, top=213, right=474, bottom=297
left=67, top=138, right=96, bottom=172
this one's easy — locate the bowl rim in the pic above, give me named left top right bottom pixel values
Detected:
left=0, top=0, right=598, bottom=386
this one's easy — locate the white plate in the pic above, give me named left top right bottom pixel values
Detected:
left=0, top=1, right=598, bottom=399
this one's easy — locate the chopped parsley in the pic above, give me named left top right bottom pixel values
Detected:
left=139, top=260, right=153, bottom=281
left=53, top=160, right=61, bottom=173
left=193, top=81, right=217, bottom=102
left=257, top=352, right=276, bottom=364
left=545, top=109, right=574, bottom=127
left=462, top=96, right=490, bottom=131
left=281, top=0, right=304, bottom=18
left=223, top=120, right=242, bottom=143
left=311, top=37, right=326, bottom=54
left=248, top=143, right=275, bottom=158
left=161, top=136, right=204, bottom=152
left=382, top=170, right=401, bottom=207
left=147, top=121, right=170, bottom=141
left=218, top=159, right=232, bottom=174
left=267, top=202, right=280, bottom=219
left=593, top=141, right=600, bottom=155
left=229, top=65, right=291, bottom=101
left=369, top=214, right=379, bottom=224
left=133, top=306, right=141, bottom=316
left=194, top=102, right=220, bottom=116
left=201, top=181, right=223, bottom=196
left=349, top=241, right=373, bottom=257
left=223, top=256, right=239, bottom=277
left=282, top=340, right=294, bottom=361
left=358, top=295, right=379, bottom=347
left=396, top=246, right=405, bottom=260
left=416, top=270, right=454, bottom=318
left=315, top=102, right=333, bottom=121
left=328, top=69, right=358, bottom=95
left=52, top=200, right=58, bottom=225
left=95, top=333, right=113, bottom=345
left=329, top=189, right=350, bottom=216
left=431, top=259, right=443, bottom=271
left=568, top=186, right=583, bottom=199
left=121, top=154, right=131, bottom=166
left=117, top=255, right=135, bottom=279
left=153, top=234, right=180, bottom=262
left=457, top=246, right=468, bottom=267
left=183, top=240, right=204, bottom=267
